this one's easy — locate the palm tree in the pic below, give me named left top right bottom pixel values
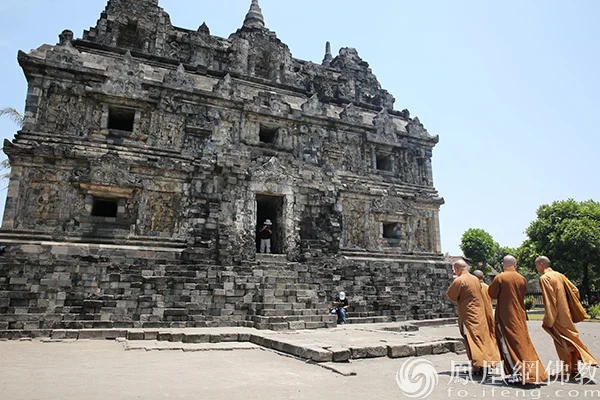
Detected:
left=0, top=107, right=23, bottom=181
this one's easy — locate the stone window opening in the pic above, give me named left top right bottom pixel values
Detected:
left=382, top=222, right=402, bottom=240
left=108, top=107, right=135, bottom=132
left=376, top=153, right=393, bottom=172
left=91, top=197, right=119, bottom=218
left=256, top=194, right=284, bottom=254
left=259, top=125, right=278, bottom=144
left=117, top=21, right=141, bottom=49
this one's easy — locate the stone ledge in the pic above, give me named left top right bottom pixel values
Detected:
left=0, top=326, right=464, bottom=364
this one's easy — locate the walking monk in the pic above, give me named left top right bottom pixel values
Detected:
left=488, top=256, right=548, bottom=384
left=447, top=260, right=500, bottom=374
left=536, top=256, right=598, bottom=378
left=473, top=269, right=496, bottom=345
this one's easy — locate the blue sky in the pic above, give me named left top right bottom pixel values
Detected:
left=0, top=0, right=598, bottom=255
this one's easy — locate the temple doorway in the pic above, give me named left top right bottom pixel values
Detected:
left=256, top=194, right=284, bottom=254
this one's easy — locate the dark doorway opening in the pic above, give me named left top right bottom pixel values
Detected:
left=259, top=125, right=278, bottom=144
left=108, top=107, right=135, bottom=132
left=256, top=194, right=284, bottom=254
left=92, top=197, right=118, bottom=218
left=376, top=153, right=392, bottom=172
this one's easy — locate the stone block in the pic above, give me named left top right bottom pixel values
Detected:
left=432, top=342, right=449, bottom=355
left=331, top=347, right=351, bottom=362
left=182, top=333, right=211, bottom=343
left=168, top=333, right=184, bottom=342
left=304, top=346, right=332, bottom=362
left=268, top=323, right=288, bottom=331
left=143, top=331, right=159, bottom=340
left=127, top=331, right=145, bottom=341
left=220, top=333, right=239, bottom=342
left=77, top=330, right=105, bottom=340
left=287, top=321, right=305, bottom=330
left=388, top=345, right=416, bottom=358
left=414, top=344, right=433, bottom=356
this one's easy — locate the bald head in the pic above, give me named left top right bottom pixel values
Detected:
left=502, top=255, right=517, bottom=269
left=473, top=270, right=485, bottom=281
left=453, top=259, right=470, bottom=275
left=535, top=256, right=550, bottom=267
left=535, top=256, right=551, bottom=273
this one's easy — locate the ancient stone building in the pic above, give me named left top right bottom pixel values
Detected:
left=0, top=0, right=453, bottom=332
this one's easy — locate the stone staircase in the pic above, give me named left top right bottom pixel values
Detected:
left=248, top=254, right=336, bottom=330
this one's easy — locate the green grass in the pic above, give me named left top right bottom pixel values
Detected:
left=527, top=313, right=544, bottom=321
left=525, top=311, right=600, bottom=322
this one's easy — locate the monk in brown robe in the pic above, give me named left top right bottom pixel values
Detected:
left=488, top=255, right=548, bottom=384
left=536, top=256, right=598, bottom=377
left=447, top=260, right=500, bottom=374
left=473, top=269, right=496, bottom=345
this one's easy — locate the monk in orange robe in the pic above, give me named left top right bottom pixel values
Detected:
left=536, top=256, right=598, bottom=377
left=488, top=256, right=548, bottom=384
left=447, top=260, right=500, bottom=374
left=473, top=269, right=496, bottom=345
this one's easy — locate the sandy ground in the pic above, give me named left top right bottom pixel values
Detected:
left=0, top=321, right=598, bottom=400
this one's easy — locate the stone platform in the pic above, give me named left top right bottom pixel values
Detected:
left=0, top=319, right=462, bottom=363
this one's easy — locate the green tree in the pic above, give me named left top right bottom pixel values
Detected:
left=526, top=199, right=600, bottom=303
left=490, top=245, right=518, bottom=271
left=460, top=228, right=499, bottom=272
left=0, top=106, right=23, bottom=181
left=516, top=239, right=540, bottom=273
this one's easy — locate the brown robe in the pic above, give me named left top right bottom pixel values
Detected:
left=539, top=269, right=598, bottom=372
left=480, top=282, right=496, bottom=345
left=488, top=267, right=548, bottom=383
left=447, top=271, right=500, bottom=367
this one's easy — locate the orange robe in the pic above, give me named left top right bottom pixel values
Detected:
left=539, top=269, right=598, bottom=372
left=480, top=282, right=496, bottom=345
left=488, top=268, right=548, bottom=383
left=447, top=271, right=501, bottom=367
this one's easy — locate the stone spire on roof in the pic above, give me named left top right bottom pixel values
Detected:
left=323, top=41, right=333, bottom=66
left=243, top=0, right=265, bottom=30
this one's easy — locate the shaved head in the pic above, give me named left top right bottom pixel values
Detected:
left=453, top=259, right=470, bottom=271
left=535, top=256, right=550, bottom=267
left=535, top=256, right=551, bottom=274
left=473, top=270, right=485, bottom=280
left=502, top=255, right=517, bottom=268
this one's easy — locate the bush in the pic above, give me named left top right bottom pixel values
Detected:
left=524, top=297, right=535, bottom=311
left=588, top=304, right=600, bottom=319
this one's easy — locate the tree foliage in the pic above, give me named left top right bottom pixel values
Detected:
left=526, top=199, right=600, bottom=302
left=0, top=107, right=24, bottom=127
left=490, top=245, right=518, bottom=271
left=460, top=228, right=499, bottom=270
left=0, top=106, right=22, bottom=182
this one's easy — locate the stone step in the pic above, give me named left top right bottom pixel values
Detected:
left=257, top=308, right=331, bottom=317
left=250, top=315, right=336, bottom=325
left=346, top=316, right=393, bottom=324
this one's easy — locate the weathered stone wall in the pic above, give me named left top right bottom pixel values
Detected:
left=0, top=243, right=454, bottom=330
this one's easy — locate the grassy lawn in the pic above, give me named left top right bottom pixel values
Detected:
left=527, top=313, right=544, bottom=321
left=526, top=311, right=600, bottom=322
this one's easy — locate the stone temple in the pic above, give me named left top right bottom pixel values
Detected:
left=0, top=0, right=453, bottom=332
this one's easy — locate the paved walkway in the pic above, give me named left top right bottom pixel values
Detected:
left=1, top=321, right=598, bottom=400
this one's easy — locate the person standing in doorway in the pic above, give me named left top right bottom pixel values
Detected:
left=259, top=219, right=273, bottom=253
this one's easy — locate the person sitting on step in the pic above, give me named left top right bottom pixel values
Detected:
left=332, top=291, right=349, bottom=324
